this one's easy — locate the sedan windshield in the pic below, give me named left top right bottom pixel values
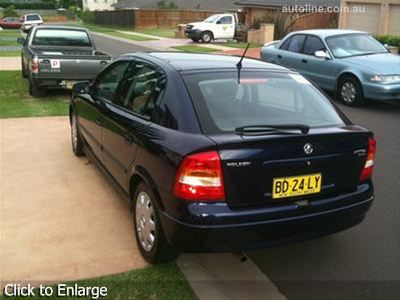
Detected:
left=326, top=34, right=387, bottom=58
left=32, top=29, right=91, bottom=47
left=183, top=72, right=345, bottom=134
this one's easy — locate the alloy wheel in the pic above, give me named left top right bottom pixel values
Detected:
left=71, top=115, right=78, bottom=150
left=341, top=81, right=357, bottom=104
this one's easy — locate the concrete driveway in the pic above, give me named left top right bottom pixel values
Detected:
left=0, top=117, right=147, bottom=286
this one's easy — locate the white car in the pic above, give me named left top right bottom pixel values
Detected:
left=21, top=14, right=43, bottom=32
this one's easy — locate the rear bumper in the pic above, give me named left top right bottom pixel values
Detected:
left=32, top=76, right=94, bottom=89
left=158, top=183, right=374, bottom=252
left=363, top=82, right=400, bottom=101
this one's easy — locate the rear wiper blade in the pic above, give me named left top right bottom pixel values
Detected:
left=235, top=124, right=310, bottom=135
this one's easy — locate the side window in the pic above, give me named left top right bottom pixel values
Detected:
left=92, top=61, right=129, bottom=101
left=287, top=35, right=306, bottom=53
left=117, top=62, right=162, bottom=118
left=302, top=36, right=326, bottom=55
left=218, top=16, right=233, bottom=24
left=280, top=37, right=292, bottom=50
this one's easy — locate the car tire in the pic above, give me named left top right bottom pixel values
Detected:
left=71, top=113, right=84, bottom=157
left=338, top=76, right=365, bottom=107
left=201, top=31, right=213, bottom=43
left=21, top=59, right=27, bottom=78
left=29, top=79, right=46, bottom=97
left=133, top=182, right=177, bottom=264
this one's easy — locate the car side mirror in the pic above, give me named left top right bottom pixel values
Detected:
left=73, top=81, right=90, bottom=94
left=314, top=50, right=331, bottom=60
left=17, top=37, right=25, bottom=44
left=383, top=44, right=390, bottom=51
left=216, top=20, right=222, bottom=24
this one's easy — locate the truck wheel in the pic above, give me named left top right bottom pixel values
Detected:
left=29, top=79, right=47, bottom=97
left=133, top=182, right=177, bottom=264
left=201, top=31, right=213, bottom=43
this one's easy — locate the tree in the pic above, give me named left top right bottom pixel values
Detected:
left=157, top=0, right=178, bottom=9
left=3, top=5, right=19, bottom=18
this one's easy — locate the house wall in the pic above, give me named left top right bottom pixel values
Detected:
left=82, top=0, right=117, bottom=11
left=339, top=0, right=400, bottom=35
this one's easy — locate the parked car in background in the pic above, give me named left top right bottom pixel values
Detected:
left=261, top=29, right=400, bottom=106
left=185, top=13, right=245, bottom=43
left=21, top=14, right=43, bottom=32
left=0, top=17, right=23, bottom=29
left=20, top=25, right=112, bottom=96
left=70, top=52, right=375, bottom=263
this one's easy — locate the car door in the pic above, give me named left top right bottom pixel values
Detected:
left=214, top=16, right=234, bottom=39
left=297, top=35, right=336, bottom=89
left=78, top=60, right=131, bottom=161
left=276, top=34, right=306, bottom=70
left=101, top=59, right=165, bottom=190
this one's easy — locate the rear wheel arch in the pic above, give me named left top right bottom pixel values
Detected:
left=129, top=167, right=165, bottom=211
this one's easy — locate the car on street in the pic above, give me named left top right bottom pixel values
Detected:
left=21, top=13, right=43, bottom=32
left=20, top=25, right=112, bottom=96
left=70, top=52, right=376, bottom=263
left=0, top=17, right=23, bottom=29
left=261, top=29, right=400, bottom=106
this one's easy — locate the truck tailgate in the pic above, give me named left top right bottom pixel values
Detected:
left=37, top=50, right=110, bottom=79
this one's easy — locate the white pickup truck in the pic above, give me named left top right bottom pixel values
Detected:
left=185, top=13, right=244, bottom=43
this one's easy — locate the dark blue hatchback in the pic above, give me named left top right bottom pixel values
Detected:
left=70, top=52, right=375, bottom=263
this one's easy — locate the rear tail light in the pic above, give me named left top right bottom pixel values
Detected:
left=173, top=151, right=225, bottom=201
left=359, top=137, right=376, bottom=182
left=31, top=56, right=39, bottom=73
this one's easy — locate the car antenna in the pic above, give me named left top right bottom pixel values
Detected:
left=236, top=43, right=250, bottom=84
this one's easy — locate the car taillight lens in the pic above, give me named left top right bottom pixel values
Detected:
left=360, top=137, right=376, bottom=182
left=31, top=56, right=39, bottom=73
left=173, top=151, right=225, bottom=201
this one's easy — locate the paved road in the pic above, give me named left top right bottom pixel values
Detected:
left=94, top=35, right=400, bottom=300
left=93, top=33, right=154, bottom=57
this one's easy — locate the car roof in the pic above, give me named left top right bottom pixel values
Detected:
left=127, top=52, right=288, bottom=72
left=34, top=25, right=88, bottom=31
left=291, top=29, right=366, bottom=38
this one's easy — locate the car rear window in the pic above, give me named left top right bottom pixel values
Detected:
left=32, top=29, right=91, bottom=47
left=183, top=71, right=345, bottom=134
left=26, top=15, right=41, bottom=21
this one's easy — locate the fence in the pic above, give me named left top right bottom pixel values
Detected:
left=93, top=9, right=220, bottom=28
left=292, top=12, right=338, bottom=31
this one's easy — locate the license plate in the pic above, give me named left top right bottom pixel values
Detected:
left=272, top=173, right=322, bottom=199
left=66, top=81, right=77, bottom=89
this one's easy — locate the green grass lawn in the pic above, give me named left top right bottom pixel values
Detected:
left=0, top=71, right=69, bottom=118
left=73, top=23, right=157, bottom=41
left=0, top=29, right=22, bottom=38
left=135, top=27, right=176, bottom=38
left=0, top=50, right=20, bottom=56
left=0, top=39, right=19, bottom=46
left=0, top=263, right=195, bottom=300
left=172, top=45, right=218, bottom=53
left=218, top=41, right=261, bottom=49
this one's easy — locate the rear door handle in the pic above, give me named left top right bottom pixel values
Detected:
left=277, top=54, right=282, bottom=59
left=302, top=59, right=308, bottom=63
left=123, top=133, right=133, bottom=144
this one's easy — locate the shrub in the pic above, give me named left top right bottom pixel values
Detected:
left=374, top=35, right=400, bottom=48
left=3, top=5, right=18, bottom=18
left=251, top=11, right=294, bottom=40
left=78, top=10, right=94, bottom=24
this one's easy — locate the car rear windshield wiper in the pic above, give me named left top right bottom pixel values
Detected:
left=235, top=124, right=310, bottom=135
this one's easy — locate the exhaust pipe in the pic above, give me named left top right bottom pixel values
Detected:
left=233, top=252, right=248, bottom=263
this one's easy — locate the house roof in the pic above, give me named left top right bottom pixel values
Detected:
left=235, top=0, right=340, bottom=8
left=113, top=0, right=239, bottom=11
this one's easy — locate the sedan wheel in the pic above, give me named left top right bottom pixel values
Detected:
left=135, top=191, right=156, bottom=252
left=338, top=76, right=365, bottom=106
left=71, top=113, right=84, bottom=156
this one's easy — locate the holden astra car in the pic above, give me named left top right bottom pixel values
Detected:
left=70, top=53, right=376, bottom=263
left=261, top=29, right=400, bottom=106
